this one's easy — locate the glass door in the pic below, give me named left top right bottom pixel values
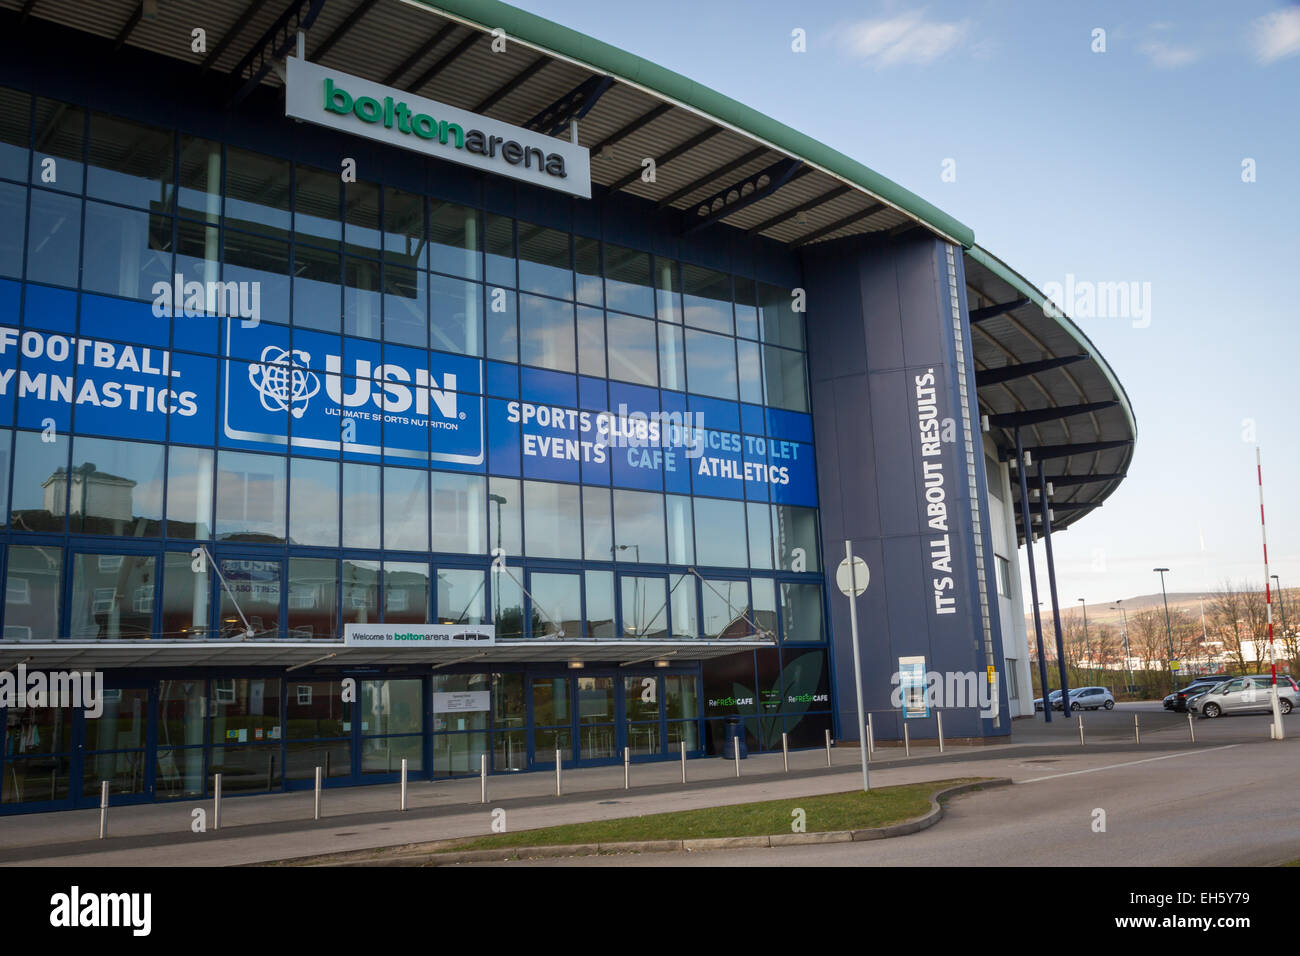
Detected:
left=623, top=674, right=663, bottom=758
left=576, top=675, right=616, bottom=762
left=77, top=685, right=154, bottom=807
left=530, top=675, right=572, bottom=767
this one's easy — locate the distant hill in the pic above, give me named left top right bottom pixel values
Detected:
left=1027, top=592, right=1222, bottom=628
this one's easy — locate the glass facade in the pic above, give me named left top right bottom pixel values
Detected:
left=0, top=85, right=832, bottom=808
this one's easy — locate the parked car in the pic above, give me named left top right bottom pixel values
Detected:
left=1188, top=675, right=1298, bottom=718
left=1067, top=686, right=1115, bottom=710
left=1034, top=690, right=1063, bottom=712
left=1163, top=677, right=1230, bottom=712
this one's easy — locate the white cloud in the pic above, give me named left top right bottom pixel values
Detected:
left=842, top=12, right=968, bottom=68
left=1139, top=40, right=1199, bottom=68
left=1251, top=7, right=1300, bottom=63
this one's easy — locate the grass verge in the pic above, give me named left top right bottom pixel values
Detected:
left=440, top=777, right=991, bottom=852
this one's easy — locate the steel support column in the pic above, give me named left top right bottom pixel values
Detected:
left=1039, top=460, right=1072, bottom=717
left=1015, top=428, right=1051, bottom=722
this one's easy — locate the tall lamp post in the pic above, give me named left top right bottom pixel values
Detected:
left=1113, top=600, right=1133, bottom=689
left=1077, top=598, right=1090, bottom=684
left=1272, top=574, right=1290, bottom=666
left=1154, top=568, right=1177, bottom=694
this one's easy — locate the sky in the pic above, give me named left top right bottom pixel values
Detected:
left=514, top=0, right=1300, bottom=608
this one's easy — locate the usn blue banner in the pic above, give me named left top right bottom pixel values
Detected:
left=0, top=289, right=817, bottom=507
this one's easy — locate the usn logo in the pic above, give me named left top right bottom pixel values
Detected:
left=249, top=347, right=320, bottom=419
left=223, top=321, right=484, bottom=464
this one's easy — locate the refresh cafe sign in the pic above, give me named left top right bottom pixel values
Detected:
left=284, top=57, right=592, bottom=198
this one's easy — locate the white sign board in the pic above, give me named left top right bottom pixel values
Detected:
left=836, top=556, right=870, bottom=597
left=433, top=691, right=491, bottom=714
left=285, top=57, right=591, bottom=198
left=343, top=624, right=496, bottom=646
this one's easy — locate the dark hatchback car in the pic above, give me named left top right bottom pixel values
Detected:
left=1163, top=677, right=1230, bottom=712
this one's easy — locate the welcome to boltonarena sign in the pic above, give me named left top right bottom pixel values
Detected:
left=285, top=57, right=592, bottom=198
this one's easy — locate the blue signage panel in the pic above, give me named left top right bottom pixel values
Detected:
left=0, top=295, right=818, bottom=506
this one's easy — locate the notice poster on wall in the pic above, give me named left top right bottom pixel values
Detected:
left=898, top=655, right=930, bottom=719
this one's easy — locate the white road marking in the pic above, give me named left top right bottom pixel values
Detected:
left=1017, top=745, right=1239, bottom=783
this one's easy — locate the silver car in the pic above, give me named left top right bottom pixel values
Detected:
left=1068, top=686, right=1115, bottom=710
left=1188, top=676, right=1296, bottom=718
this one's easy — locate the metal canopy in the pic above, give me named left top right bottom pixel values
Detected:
left=3, top=0, right=1136, bottom=543
left=2, top=639, right=775, bottom=670
left=964, top=246, right=1137, bottom=542
left=1, top=0, right=959, bottom=247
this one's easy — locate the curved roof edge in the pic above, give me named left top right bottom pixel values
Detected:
left=413, top=0, right=976, bottom=247
left=966, top=245, right=1138, bottom=442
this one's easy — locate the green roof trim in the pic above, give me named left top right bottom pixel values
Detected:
left=966, top=245, right=1137, bottom=441
left=416, top=0, right=975, bottom=247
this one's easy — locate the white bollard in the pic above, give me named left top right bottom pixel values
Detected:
left=213, top=773, right=222, bottom=831
left=680, top=739, right=687, bottom=784
left=867, top=713, right=875, bottom=754
left=903, top=722, right=910, bottom=757
left=1134, top=714, right=1140, bottom=744
left=481, top=753, right=488, bottom=804
left=782, top=732, right=789, bottom=772
left=314, top=766, right=322, bottom=820
left=936, top=711, right=945, bottom=753
left=555, top=750, right=562, bottom=796
left=824, top=729, right=832, bottom=766
left=624, top=747, right=630, bottom=790
left=400, top=758, right=408, bottom=812
left=98, top=781, right=109, bottom=839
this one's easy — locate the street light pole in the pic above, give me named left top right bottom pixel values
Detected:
left=1114, top=600, right=1133, bottom=689
left=1078, top=598, right=1090, bottom=684
left=1272, top=574, right=1290, bottom=665
left=1154, top=568, right=1177, bottom=695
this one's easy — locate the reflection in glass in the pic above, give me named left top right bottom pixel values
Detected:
left=88, top=112, right=174, bottom=210
left=517, top=222, right=572, bottom=299
left=702, top=579, right=750, bottom=639
left=431, top=471, right=485, bottom=554
left=685, top=328, right=737, bottom=400
left=341, top=559, right=379, bottom=625
left=3, top=545, right=62, bottom=640
left=682, top=264, right=732, bottom=334
left=492, top=568, right=524, bottom=639
left=612, top=490, right=666, bottom=564
left=523, top=480, right=580, bottom=559
left=669, top=572, right=697, bottom=639
left=606, top=311, right=657, bottom=387
left=224, top=146, right=290, bottom=237
left=384, top=562, right=430, bottom=624
left=293, top=163, right=341, bottom=248
left=215, top=450, right=286, bottom=542
left=288, top=456, right=338, bottom=547
left=177, top=135, right=221, bottom=222
left=219, top=559, right=280, bottom=638
left=621, top=575, right=667, bottom=639
left=581, top=487, right=611, bottom=562
left=780, top=582, right=824, bottom=642
left=9, top=429, right=68, bottom=532
left=429, top=200, right=481, bottom=279
left=576, top=304, right=605, bottom=377
left=604, top=244, right=653, bottom=316
left=665, top=495, right=693, bottom=565
left=26, top=189, right=81, bottom=287
left=287, top=556, right=336, bottom=640
left=575, top=236, right=603, bottom=306
left=383, top=466, right=428, bottom=552
left=81, top=201, right=171, bottom=300
left=488, top=477, right=521, bottom=556
left=436, top=568, right=486, bottom=625
left=584, top=570, right=615, bottom=638
left=69, top=436, right=164, bottom=537
left=773, top=504, right=821, bottom=572
left=32, top=97, right=84, bottom=191
left=529, top=571, right=581, bottom=638
left=341, top=462, right=381, bottom=550
left=166, top=446, right=214, bottom=538
left=160, top=551, right=209, bottom=639
left=694, top=497, right=748, bottom=568
left=519, top=294, right=575, bottom=372
left=69, top=553, right=156, bottom=640
left=429, top=275, right=481, bottom=356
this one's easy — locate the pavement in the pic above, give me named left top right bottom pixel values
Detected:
left=0, top=702, right=1292, bottom=867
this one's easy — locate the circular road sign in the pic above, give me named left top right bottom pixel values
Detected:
left=836, top=556, right=869, bottom=597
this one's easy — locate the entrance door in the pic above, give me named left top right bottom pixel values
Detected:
left=75, top=685, right=155, bottom=808
left=575, top=676, right=616, bottom=762
left=623, top=674, right=664, bottom=758
left=529, top=675, right=573, bottom=767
